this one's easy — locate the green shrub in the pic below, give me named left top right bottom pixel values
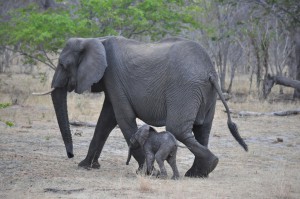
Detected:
left=0, top=103, right=11, bottom=109
left=5, top=121, right=14, bottom=127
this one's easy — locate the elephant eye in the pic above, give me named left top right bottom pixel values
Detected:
left=59, top=63, right=67, bottom=70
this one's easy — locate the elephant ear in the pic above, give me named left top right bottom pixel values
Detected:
left=136, top=125, right=150, bottom=146
left=75, top=38, right=107, bottom=94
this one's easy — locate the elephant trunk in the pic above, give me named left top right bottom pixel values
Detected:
left=51, top=87, right=74, bottom=158
left=126, top=147, right=132, bottom=165
left=126, top=136, right=141, bottom=165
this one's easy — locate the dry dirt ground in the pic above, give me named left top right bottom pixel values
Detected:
left=0, top=74, right=300, bottom=199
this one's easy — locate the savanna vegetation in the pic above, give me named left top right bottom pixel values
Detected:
left=0, top=1, right=299, bottom=198
left=0, top=0, right=299, bottom=100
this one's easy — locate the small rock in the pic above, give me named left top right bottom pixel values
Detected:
left=272, top=137, right=283, bottom=144
left=74, top=129, right=83, bottom=136
left=286, top=143, right=295, bottom=147
left=277, top=138, right=283, bottom=142
left=21, top=125, right=32, bottom=128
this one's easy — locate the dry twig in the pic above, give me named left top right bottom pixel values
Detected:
left=227, top=109, right=300, bottom=117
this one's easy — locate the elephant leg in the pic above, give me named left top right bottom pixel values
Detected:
left=167, top=149, right=180, bottom=180
left=179, top=135, right=218, bottom=178
left=185, top=104, right=216, bottom=177
left=78, top=98, right=117, bottom=169
left=185, top=122, right=213, bottom=177
left=145, top=152, right=155, bottom=175
left=117, top=118, right=145, bottom=170
left=106, top=91, right=146, bottom=170
left=167, top=120, right=218, bottom=178
left=193, top=123, right=212, bottom=147
left=166, top=96, right=218, bottom=177
left=155, top=151, right=168, bottom=179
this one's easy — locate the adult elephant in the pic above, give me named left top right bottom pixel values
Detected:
left=40, top=36, right=248, bottom=177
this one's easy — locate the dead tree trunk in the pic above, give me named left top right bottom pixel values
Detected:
left=261, top=35, right=270, bottom=99
left=41, top=0, right=56, bottom=9
left=263, top=74, right=300, bottom=98
left=293, top=28, right=300, bottom=98
left=250, top=36, right=262, bottom=92
left=228, top=108, right=300, bottom=117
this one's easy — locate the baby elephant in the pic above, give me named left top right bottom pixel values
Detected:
left=126, top=124, right=180, bottom=180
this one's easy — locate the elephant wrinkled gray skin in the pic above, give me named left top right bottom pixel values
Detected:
left=48, top=36, right=248, bottom=178
left=126, top=125, right=180, bottom=180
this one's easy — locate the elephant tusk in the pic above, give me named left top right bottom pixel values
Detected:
left=32, top=88, right=55, bottom=96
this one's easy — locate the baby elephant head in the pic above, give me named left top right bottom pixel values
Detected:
left=131, top=124, right=153, bottom=147
left=126, top=125, right=153, bottom=165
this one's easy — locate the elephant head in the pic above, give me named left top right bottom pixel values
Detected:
left=131, top=125, right=154, bottom=146
left=126, top=125, right=153, bottom=165
left=52, top=38, right=107, bottom=93
left=49, top=38, right=107, bottom=158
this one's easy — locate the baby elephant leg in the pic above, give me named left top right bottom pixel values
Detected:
left=145, top=152, right=155, bottom=175
left=155, top=150, right=168, bottom=179
left=167, top=149, right=180, bottom=180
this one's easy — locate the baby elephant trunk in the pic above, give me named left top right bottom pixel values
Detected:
left=126, top=136, right=140, bottom=165
left=126, top=147, right=132, bottom=165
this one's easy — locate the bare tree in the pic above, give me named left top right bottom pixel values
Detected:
left=269, top=19, right=293, bottom=94
left=293, top=27, right=300, bottom=98
left=227, top=43, right=243, bottom=93
left=197, top=1, right=247, bottom=92
left=246, top=0, right=300, bottom=98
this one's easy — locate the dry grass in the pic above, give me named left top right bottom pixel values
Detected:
left=137, top=175, right=154, bottom=193
left=1, top=73, right=298, bottom=118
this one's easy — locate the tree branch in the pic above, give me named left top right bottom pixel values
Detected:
left=3, top=46, right=56, bottom=70
left=126, top=22, right=156, bottom=38
left=227, top=108, right=300, bottom=117
left=273, top=76, right=300, bottom=90
left=250, top=0, right=300, bottom=27
left=40, top=45, right=56, bottom=69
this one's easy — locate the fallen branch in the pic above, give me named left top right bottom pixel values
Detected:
left=69, top=120, right=145, bottom=128
left=227, top=108, right=300, bottom=117
left=69, top=121, right=96, bottom=127
left=272, top=76, right=300, bottom=90
left=44, top=188, right=84, bottom=194
left=264, top=75, right=300, bottom=98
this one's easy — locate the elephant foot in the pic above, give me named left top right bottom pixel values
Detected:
left=157, top=174, right=168, bottom=180
left=78, top=159, right=100, bottom=169
left=136, top=166, right=160, bottom=177
left=185, top=155, right=219, bottom=178
left=152, top=168, right=161, bottom=177
left=136, top=163, right=146, bottom=175
left=171, top=175, right=179, bottom=180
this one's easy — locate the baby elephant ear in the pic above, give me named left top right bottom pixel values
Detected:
left=136, top=125, right=151, bottom=146
left=75, top=38, right=107, bottom=94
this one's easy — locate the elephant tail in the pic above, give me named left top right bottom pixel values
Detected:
left=209, top=74, right=248, bottom=151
